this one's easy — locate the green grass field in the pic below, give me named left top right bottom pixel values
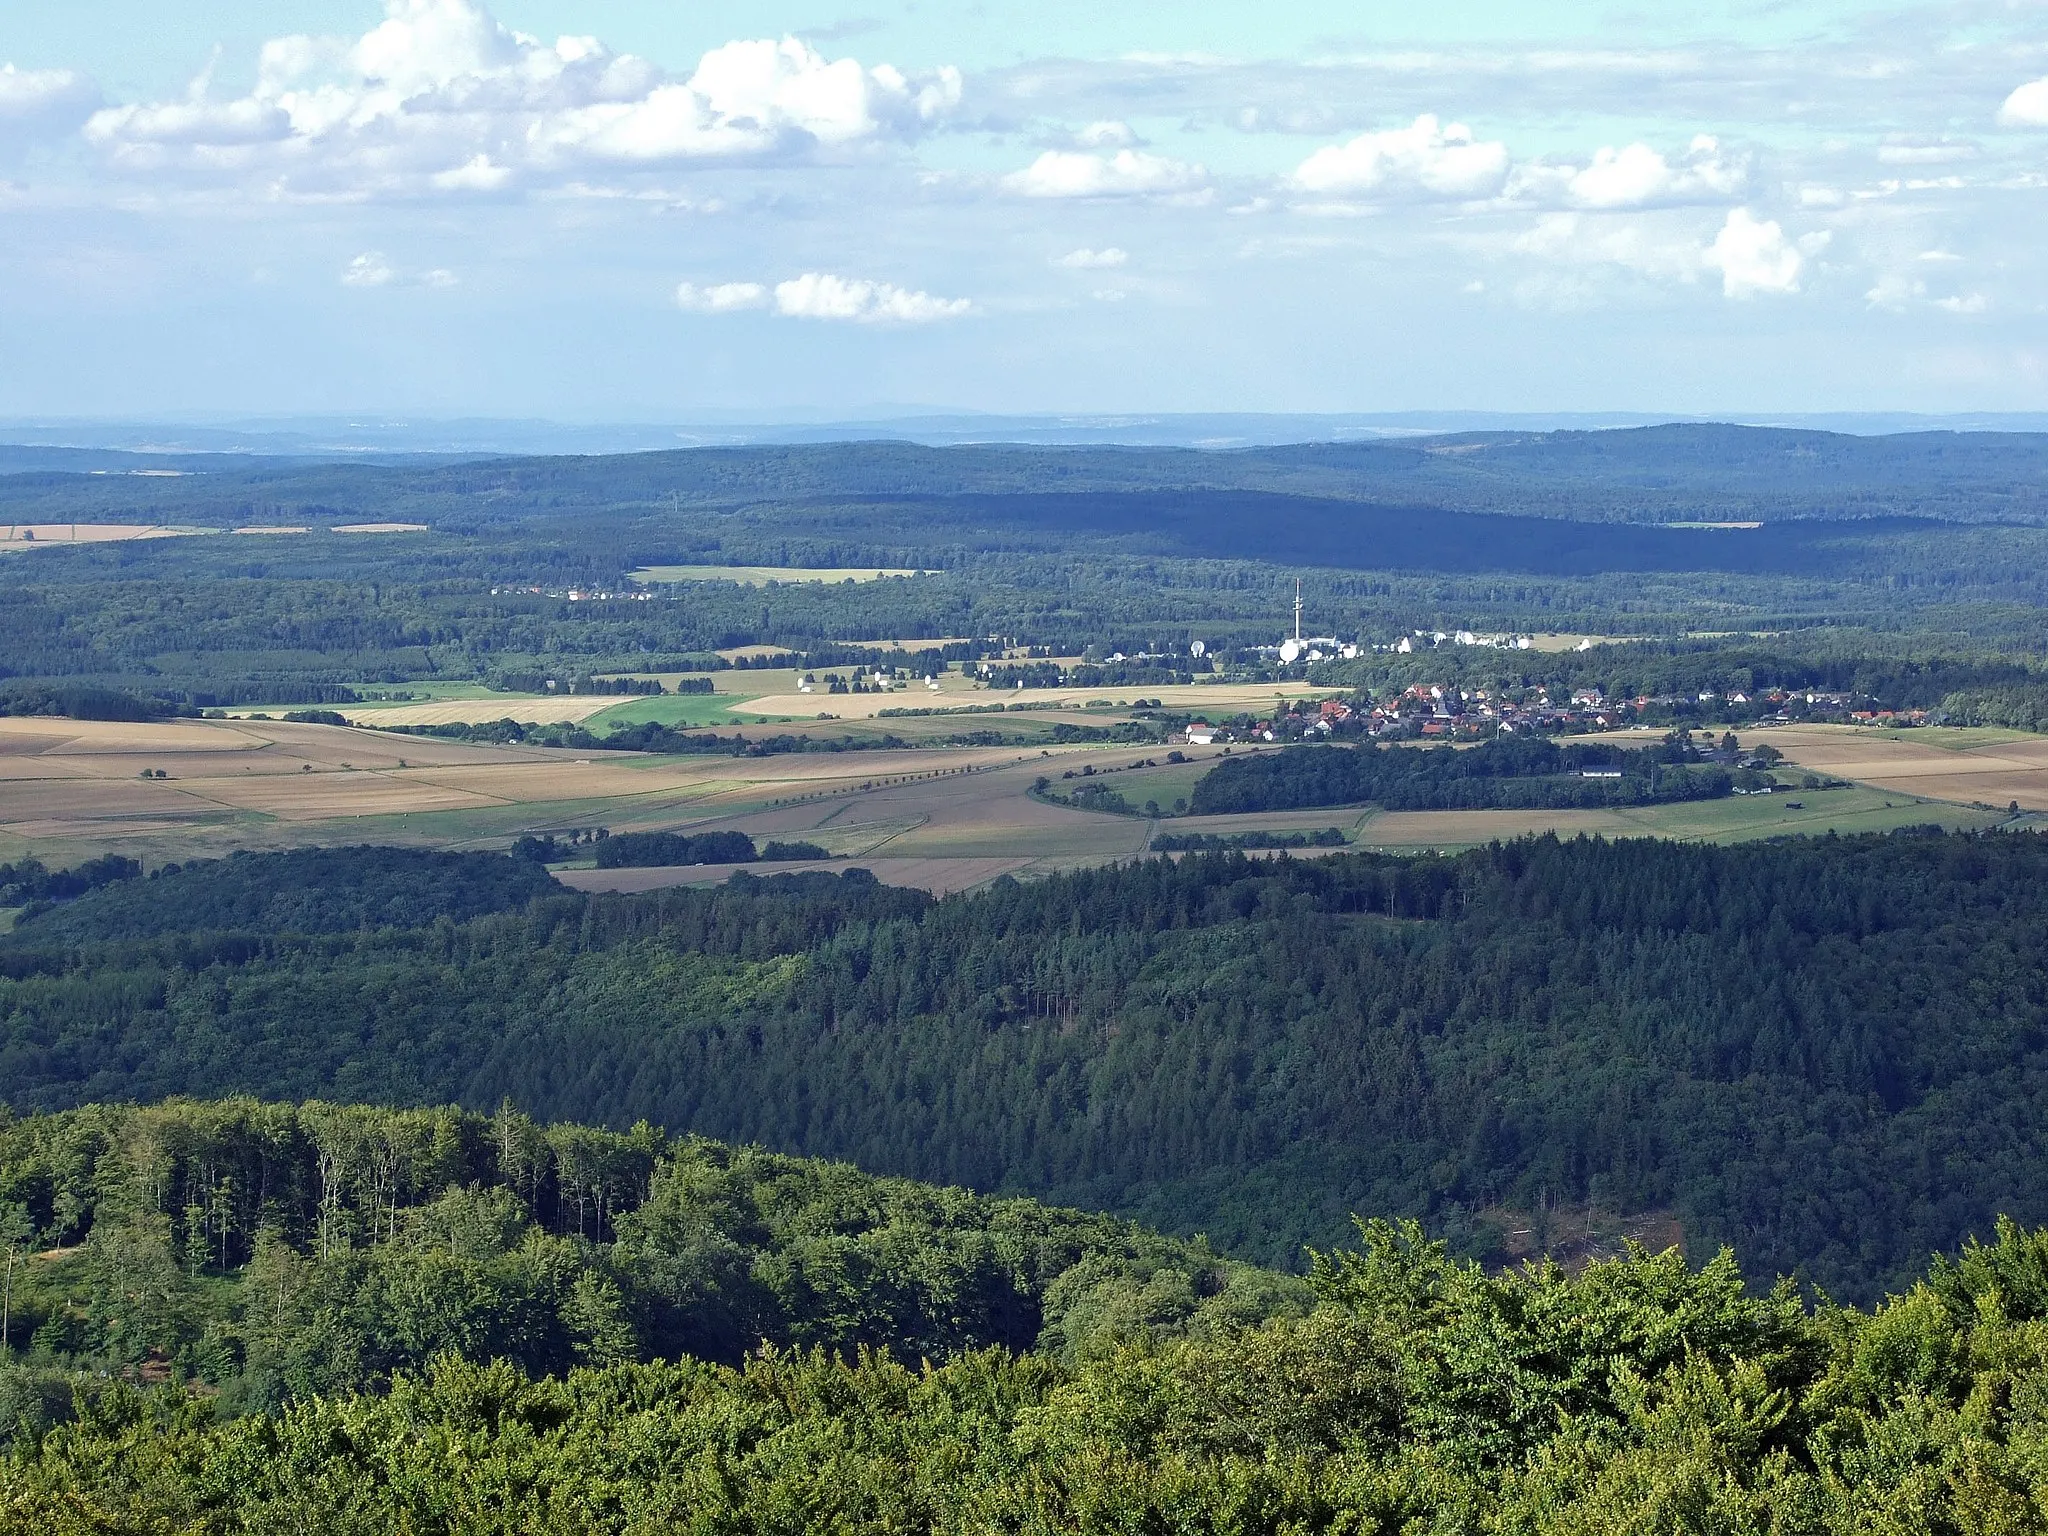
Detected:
left=1609, top=784, right=2003, bottom=842
left=584, top=694, right=760, bottom=729
left=1071, top=756, right=1217, bottom=813
left=1340, top=783, right=2004, bottom=854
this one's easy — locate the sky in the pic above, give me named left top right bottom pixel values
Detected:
left=4, top=1, right=2048, bottom=420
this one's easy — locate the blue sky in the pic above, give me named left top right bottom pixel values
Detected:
left=3, top=1, right=2047, bottom=419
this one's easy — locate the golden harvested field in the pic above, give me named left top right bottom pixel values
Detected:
left=628, top=565, right=928, bottom=585
left=335, top=697, right=619, bottom=727
left=0, top=714, right=1073, bottom=872
left=0, top=523, right=207, bottom=544
left=6, top=712, right=2029, bottom=895
left=1763, top=725, right=2048, bottom=810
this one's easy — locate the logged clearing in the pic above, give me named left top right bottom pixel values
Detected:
left=628, top=565, right=928, bottom=585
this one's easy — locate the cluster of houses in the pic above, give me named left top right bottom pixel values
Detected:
left=487, top=584, right=653, bottom=602
left=1176, top=680, right=1929, bottom=748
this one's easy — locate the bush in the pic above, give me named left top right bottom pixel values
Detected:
left=759, top=841, right=829, bottom=861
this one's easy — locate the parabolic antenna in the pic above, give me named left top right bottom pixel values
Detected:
left=1189, top=639, right=1206, bottom=658
left=1279, top=638, right=1303, bottom=664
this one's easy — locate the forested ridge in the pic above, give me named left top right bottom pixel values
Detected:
left=17, top=428, right=2048, bottom=707
left=10, top=834, right=2048, bottom=1299
left=11, top=1101, right=2048, bottom=1531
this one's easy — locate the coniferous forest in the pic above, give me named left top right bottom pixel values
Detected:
left=16, top=428, right=2048, bottom=1528
left=7, top=835, right=2048, bottom=1302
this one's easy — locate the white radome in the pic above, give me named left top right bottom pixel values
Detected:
left=1279, top=639, right=1302, bottom=664
left=1189, top=639, right=1206, bottom=658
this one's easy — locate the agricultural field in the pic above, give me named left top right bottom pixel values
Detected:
left=0, top=714, right=1097, bottom=881
left=1353, top=784, right=1998, bottom=851
left=1761, top=723, right=2048, bottom=810
left=0, top=523, right=210, bottom=544
left=0, top=711, right=2031, bottom=897
left=730, top=676, right=1337, bottom=720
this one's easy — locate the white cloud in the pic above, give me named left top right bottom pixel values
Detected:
left=1704, top=207, right=1820, bottom=297
left=0, top=63, right=101, bottom=139
left=343, top=251, right=460, bottom=288
left=430, top=154, right=512, bottom=192
left=1290, top=115, right=1508, bottom=201
left=676, top=280, right=768, bottom=312
left=1509, top=212, right=1705, bottom=285
left=341, top=251, right=395, bottom=287
left=1056, top=246, right=1128, bottom=268
left=78, top=0, right=961, bottom=196
left=1867, top=274, right=1987, bottom=314
left=679, top=272, right=969, bottom=322
left=1506, top=135, right=1745, bottom=209
left=1074, top=120, right=1137, bottom=147
left=1005, top=148, right=1206, bottom=198
left=772, top=272, right=971, bottom=322
left=1876, top=137, right=1977, bottom=165
left=1999, top=77, right=2048, bottom=127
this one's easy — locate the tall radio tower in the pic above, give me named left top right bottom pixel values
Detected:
left=1294, top=579, right=1302, bottom=643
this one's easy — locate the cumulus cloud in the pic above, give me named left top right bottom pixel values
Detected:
left=1005, top=148, right=1206, bottom=198
left=1501, top=206, right=1824, bottom=302
left=676, top=280, right=768, bottom=312
left=0, top=62, right=101, bottom=140
left=678, top=272, right=971, bottom=322
left=1506, top=135, right=1745, bottom=209
left=342, top=251, right=459, bottom=287
left=341, top=251, right=395, bottom=287
left=1508, top=212, right=1705, bottom=285
left=1056, top=247, right=1128, bottom=268
left=1073, top=120, right=1138, bottom=148
left=1999, top=77, right=2048, bottom=127
left=1876, top=137, right=1977, bottom=165
left=1704, top=208, right=1823, bottom=297
left=773, top=272, right=970, bottom=322
left=1290, top=115, right=1508, bottom=201
left=1867, top=274, right=1987, bottom=314
left=78, top=0, right=961, bottom=196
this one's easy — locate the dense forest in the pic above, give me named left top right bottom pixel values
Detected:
left=8, top=1101, right=2048, bottom=1531
left=1187, top=736, right=1733, bottom=814
left=9, top=835, right=2048, bottom=1300
left=0, top=1098, right=1281, bottom=1406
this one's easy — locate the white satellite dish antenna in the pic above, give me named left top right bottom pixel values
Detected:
left=1279, top=638, right=1303, bottom=664
left=1189, top=639, right=1206, bottom=658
